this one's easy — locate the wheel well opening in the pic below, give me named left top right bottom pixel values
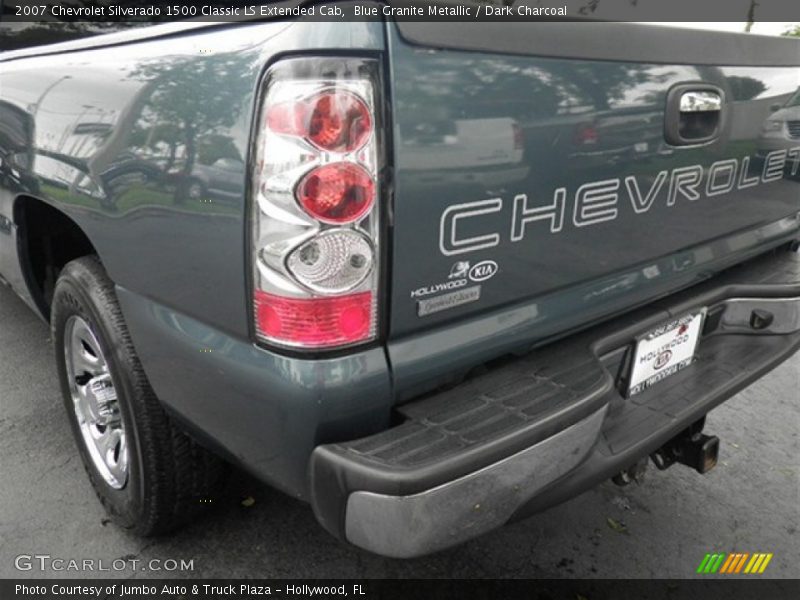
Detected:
left=15, top=196, right=97, bottom=319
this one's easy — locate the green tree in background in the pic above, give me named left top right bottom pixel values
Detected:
left=130, top=53, right=252, bottom=202
left=726, top=76, right=767, bottom=101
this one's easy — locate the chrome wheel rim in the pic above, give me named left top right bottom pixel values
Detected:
left=187, top=183, right=203, bottom=200
left=64, top=315, right=128, bottom=489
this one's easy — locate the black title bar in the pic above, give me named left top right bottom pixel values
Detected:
left=3, top=0, right=800, bottom=22
left=3, top=578, right=800, bottom=600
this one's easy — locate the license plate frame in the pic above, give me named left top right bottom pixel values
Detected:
left=627, top=310, right=706, bottom=397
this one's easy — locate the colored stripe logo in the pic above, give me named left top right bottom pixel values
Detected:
left=696, top=552, right=773, bottom=574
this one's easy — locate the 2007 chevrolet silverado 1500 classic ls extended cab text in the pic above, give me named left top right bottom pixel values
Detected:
left=0, top=14, right=798, bottom=558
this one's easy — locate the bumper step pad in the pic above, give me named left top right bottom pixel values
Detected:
left=310, top=247, right=800, bottom=557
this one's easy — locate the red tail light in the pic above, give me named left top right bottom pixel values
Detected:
left=255, top=291, right=373, bottom=347
left=251, top=58, right=381, bottom=350
left=296, top=162, right=374, bottom=223
left=267, top=90, right=372, bottom=153
left=512, top=122, right=524, bottom=151
left=575, top=123, right=599, bottom=145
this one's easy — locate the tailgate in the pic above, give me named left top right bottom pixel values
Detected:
left=385, top=23, right=799, bottom=354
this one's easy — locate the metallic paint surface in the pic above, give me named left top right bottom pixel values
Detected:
left=0, top=21, right=390, bottom=498
left=385, top=28, right=799, bottom=398
left=1, top=21, right=797, bottom=498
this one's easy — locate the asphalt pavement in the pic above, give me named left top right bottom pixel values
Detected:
left=1, top=282, right=798, bottom=579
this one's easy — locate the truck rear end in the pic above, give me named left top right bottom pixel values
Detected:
left=1, top=18, right=797, bottom=558
left=305, top=22, right=800, bottom=556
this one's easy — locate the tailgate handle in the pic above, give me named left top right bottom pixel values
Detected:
left=679, top=91, right=722, bottom=113
left=665, top=83, right=724, bottom=146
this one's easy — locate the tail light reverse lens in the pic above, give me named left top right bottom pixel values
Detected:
left=286, top=230, right=373, bottom=293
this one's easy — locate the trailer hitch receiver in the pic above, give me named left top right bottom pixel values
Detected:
left=652, top=425, right=720, bottom=475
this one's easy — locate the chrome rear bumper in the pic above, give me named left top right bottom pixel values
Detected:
left=345, top=407, right=606, bottom=558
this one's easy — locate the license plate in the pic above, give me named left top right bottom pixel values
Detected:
left=627, top=311, right=706, bottom=396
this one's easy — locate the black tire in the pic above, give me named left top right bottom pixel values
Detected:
left=51, top=256, right=226, bottom=535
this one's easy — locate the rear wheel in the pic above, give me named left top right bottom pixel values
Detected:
left=63, top=313, right=129, bottom=490
left=186, top=179, right=206, bottom=201
left=52, top=256, right=225, bottom=535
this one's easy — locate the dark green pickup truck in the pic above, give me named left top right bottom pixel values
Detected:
left=0, top=17, right=798, bottom=558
